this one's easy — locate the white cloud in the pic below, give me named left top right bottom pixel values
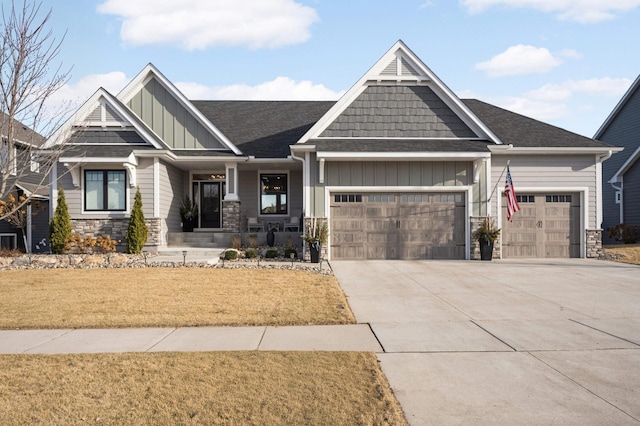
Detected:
left=475, top=45, right=563, bottom=77
left=176, top=77, right=344, bottom=100
left=491, top=77, right=633, bottom=121
left=97, top=0, right=319, bottom=50
left=460, top=0, right=640, bottom=23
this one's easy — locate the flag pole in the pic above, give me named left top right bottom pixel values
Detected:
left=488, top=160, right=510, bottom=205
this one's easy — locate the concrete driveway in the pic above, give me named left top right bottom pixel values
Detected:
left=331, top=259, right=640, bottom=425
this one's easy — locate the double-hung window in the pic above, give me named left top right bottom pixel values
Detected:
left=260, top=173, right=287, bottom=215
left=85, top=170, right=126, bottom=211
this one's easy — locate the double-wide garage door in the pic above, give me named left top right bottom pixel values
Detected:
left=330, top=192, right=466, bottom=260
left=502, top=193, right=580, bottom=258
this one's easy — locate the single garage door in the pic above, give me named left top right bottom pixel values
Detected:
left=502, top=193, right=580, bottom=258
left=330, top=192, right=466, bottom=260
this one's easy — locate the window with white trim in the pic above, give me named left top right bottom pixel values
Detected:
left=85, top=170, right=126, bottom=211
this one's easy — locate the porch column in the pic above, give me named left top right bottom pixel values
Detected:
left=224, top=162, right=239, bottom=201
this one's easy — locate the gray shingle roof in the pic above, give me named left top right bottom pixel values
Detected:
left=192, top=100, right=334, bottom=158
left=0, top=112, right=45, bottom=147
left=462, top=99, right=612, bottom=148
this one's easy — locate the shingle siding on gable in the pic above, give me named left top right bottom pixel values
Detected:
left=320, top=86, right=476, bottom=138
left=127, top=78, right=225, bottom=150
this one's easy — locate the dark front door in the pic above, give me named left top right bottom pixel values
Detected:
left=199, top=182, right=222, bottom=228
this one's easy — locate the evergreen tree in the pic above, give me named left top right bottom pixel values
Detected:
left=126, top=187, right=148, bottom=254
left=49, top=187, right=72, bottom=254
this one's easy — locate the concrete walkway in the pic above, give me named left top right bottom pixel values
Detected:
left=0, top=324, right=381, bottom=354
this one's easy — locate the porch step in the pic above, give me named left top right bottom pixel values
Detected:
left=167, top=232, right=227, bottom=248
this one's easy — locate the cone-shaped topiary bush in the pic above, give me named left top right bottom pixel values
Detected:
left=49, top=188, right=72, bottom=254
left=126, top=187, right=148, bottom=254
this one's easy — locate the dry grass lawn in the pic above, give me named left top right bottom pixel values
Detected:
left=605, top=244, right=640, bottom=265
left=0, top=351, right=407, bottom=425
left=0, top=268, right=355, bottom=329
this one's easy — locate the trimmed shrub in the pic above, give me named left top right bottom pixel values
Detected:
left=265, top=249, right=278, bottom=259
left=245, top=248, right=258, bottom=259
left=49, top=188, right=72, bottom=254
left=224, top=249, right=238, bottom=260
left=126, top=188, right=148, bottom=254
left=607, top=223, right=639, bottom=244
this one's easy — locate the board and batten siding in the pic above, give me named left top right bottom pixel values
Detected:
left=127, top=77, right=225, bottom=150
left=159, top=160, right=185, bottom=233
left=310, top=155, right=485, bottom=217
left=491, top=156, right=598, bottom=228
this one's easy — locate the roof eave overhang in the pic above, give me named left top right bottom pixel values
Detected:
left=487, top=146, right=623, bottom=155
left=316, top=151, right=491, bottom=161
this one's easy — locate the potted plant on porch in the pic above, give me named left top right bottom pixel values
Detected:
left=302, top=217, right=327, bottom=263
left=472, top=217, right=500, bottom=261
left=180, top=197, right=198, bottom=232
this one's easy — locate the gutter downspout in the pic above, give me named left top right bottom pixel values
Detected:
left=596, top=150, right=613, bottom=229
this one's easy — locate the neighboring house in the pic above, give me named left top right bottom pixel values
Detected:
left=0, top=113, right=49, bottom=253
left=594, top=75, right=640, bottom=243
left=43, top=40, right=618, bottom=260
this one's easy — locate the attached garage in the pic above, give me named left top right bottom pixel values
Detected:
left=501, top=193, right=581, bottom=258
left=330, top=192, right=466, bottom=260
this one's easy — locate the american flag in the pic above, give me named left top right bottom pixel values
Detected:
left=504, top=165, right=520, bottom=222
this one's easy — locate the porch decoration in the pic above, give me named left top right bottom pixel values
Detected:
left=472, top=217, right=500, bottom=261
left=303, top=217, right=328, bottom=263
left=180, top=197, right=198, bottom=232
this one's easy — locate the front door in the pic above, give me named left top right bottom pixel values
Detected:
left=198, top=182, right=222, bottom=229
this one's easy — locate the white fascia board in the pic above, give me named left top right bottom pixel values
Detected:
left=609, top=145, right=639, bottom=183
left=116, top=63, right=243, bottom=156
left=488, top=146, right=624, bottom=155
left=59, top=156, right=134, bottom=163
left=316, top=151, right=491, bottom=161
left=43, top=88, right=165, bottom=150
left=297, top=40, right=503, bottom=145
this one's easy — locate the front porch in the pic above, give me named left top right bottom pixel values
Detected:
left=167, top=230, right=305, bottom=250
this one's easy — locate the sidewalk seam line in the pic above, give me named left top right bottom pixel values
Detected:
left=256, top=327, right=268, bottom=351
left=528, top=351, right=640, bottom=423
left=471, top=320, right=517, bottom=352
left=366, top=323, right=386, bottom=353
left=145, top=328, right=178, bottom=352
left=22, top=329, right=75, bottom=354
left=569, top=319, right=640, bottom=348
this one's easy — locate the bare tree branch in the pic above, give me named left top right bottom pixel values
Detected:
left=0, top=0, right=71, bottom=222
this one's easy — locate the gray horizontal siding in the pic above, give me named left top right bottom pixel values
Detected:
left=598, top=85, right=640, bottom=239
left=136, top=158, right=154, bottom=217
left=491, top=156, right=598, bottom=228
left=623, top=162, right=640, bottom=226
left=159, top=161, right=184, bottom=233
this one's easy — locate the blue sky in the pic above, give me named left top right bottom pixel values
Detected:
left=39, top=0, right=640, bottom=137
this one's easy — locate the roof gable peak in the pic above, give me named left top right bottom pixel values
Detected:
left=117, top=63, right=243, bottom=155
left=297, top=40, right=503, bottom=145
left=44, top=87, right=165, bottom=149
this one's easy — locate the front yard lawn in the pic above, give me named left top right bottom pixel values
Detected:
left=604, top=244, right=640, bottom=265
left=0, top=268, right=355, bottom=329
left=0, top=351, right=407, bottom=425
